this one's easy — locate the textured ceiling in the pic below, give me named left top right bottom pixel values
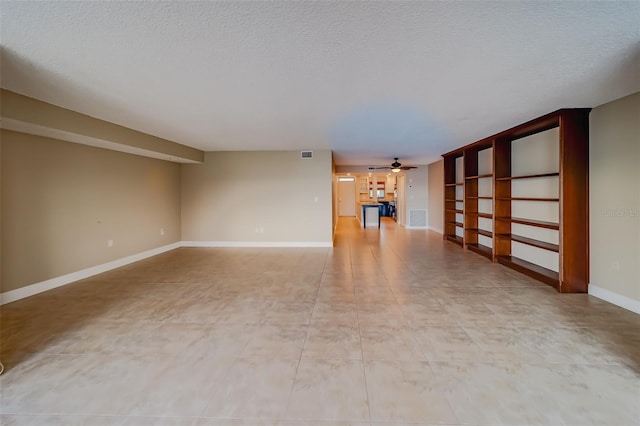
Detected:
left=1, top=1, right=639, bottom=166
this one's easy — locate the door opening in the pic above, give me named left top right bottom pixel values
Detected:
left=396, top=174, right=406, bottom=226
left=338, top=177, right=356, bottom=216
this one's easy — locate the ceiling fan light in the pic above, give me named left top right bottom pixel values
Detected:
left=391, top=168, right=401, bottom=173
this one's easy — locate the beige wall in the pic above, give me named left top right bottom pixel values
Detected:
left=181, top=151, right=333, bottom=244
left=404, top=168, right=428, bottom=228
left=331, top=155, right=338, bottom=239
left=590, top=91, right=640, bottom=304
left=1, top=130, right=182, bottom=292
left=428, top=160, right=444, bottom=233
left=0, top=136, right=3, bottom=292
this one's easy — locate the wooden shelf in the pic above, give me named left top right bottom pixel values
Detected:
left=447, top=221, right=464, bottom=228
left=496, top=172, right=559, bottom=181
left=467, top=228, right=493, bottom=238
left=496, top=255, right=559, bottom=287
left=443, top=108, right=589, bottom=293
left=446, top=235, right=464, bottom=246
left=445, top=209, right=464, bottom=214
left=445, top=198, right=464, bottom=202
left=466, top=212, right=493, bottom=219
left=495, top=216, right=559, bottom=230
left=495, top=233, right=559, bottom=252
left=467, top=243, right=493, bottom=260
left=445, top=182, right=464, bottom=187
left=496, top=197, right=559, bottom=202
left=465, top=173, right=493, bottom=179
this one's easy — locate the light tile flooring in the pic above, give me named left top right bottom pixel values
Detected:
left=1, top=217, right=639, bottom=426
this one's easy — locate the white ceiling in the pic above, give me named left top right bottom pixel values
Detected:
left=1, top=1, right=638, bottom=166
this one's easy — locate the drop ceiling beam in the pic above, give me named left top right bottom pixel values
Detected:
left=0, top=89, right=204, bottom=163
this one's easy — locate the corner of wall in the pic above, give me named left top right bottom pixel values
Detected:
left=589, top=91, right=640, bottom=313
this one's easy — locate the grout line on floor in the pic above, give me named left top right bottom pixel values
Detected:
left=352, top=237, right=374, bottom=424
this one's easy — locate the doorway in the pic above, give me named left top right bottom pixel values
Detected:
left=338, top=177, right=356, bottom=216
left=396, top=174, right=406, bottom=226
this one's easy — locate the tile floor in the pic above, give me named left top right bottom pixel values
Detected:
left=1, top=217, right=639, bottom=426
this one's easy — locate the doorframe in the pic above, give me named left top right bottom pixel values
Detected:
left=337, top=176, right=356, bottom=216
left=396, top=174, right=406, bottom=226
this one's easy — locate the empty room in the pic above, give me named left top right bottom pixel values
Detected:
left=1, top=1, right=639, bottom=426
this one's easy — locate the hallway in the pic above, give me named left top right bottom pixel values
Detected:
left=1, top=217, right=639, bottom=425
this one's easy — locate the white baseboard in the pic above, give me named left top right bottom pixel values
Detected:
left=1, top=239, right=334, bottom=305
left=428, top=226, right=444, bottom=234
left=405, top=226, right=429, bottom=230
left=0, top=242, right=181, bottom=305
left=181, top=241, right=333, bottom=248
left=589, top=284, right=640, bottom=315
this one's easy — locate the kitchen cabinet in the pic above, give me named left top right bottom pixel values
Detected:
left=359, top=177, right=368, bottom=193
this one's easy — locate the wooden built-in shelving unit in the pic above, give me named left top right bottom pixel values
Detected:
left=462, top=140, right=494, bottom=261
left=442, top=109, right=590, bottom=293
left=444, top=153, right=465, bottom=247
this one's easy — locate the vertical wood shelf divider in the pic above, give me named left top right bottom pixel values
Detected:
left=442, top=109, right=590, bottom=293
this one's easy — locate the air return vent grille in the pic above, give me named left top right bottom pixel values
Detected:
left=301, top=151, right=313, bottom=159
left=409, top=209, right=427, bottom=228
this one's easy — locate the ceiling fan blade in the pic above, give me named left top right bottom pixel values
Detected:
left=369, top=159, right=416, bottom=171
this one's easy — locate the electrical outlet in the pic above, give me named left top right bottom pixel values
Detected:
left=259, top=227, right=264, bottom=233
left=107, top=239, right=114, bottom=247
left=160, top=228, right=166, bottom=236
left=612, top=261, right=621, bottom=271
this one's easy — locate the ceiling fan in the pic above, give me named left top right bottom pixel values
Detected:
left=368, top=158, right=417, bottom=173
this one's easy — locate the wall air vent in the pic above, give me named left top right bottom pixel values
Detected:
left=409, top=209, right=427, bottom=228
left=301, top=151, right=313, bottom=159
